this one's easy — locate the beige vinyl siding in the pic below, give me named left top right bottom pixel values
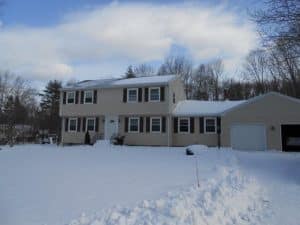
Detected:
left=221, top=94, right=300, bottom=150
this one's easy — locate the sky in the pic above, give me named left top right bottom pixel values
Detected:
left=0, top=0, right=262, bottom=86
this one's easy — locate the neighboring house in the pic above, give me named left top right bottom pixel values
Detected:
left=60, top=75, right=300, bottom=151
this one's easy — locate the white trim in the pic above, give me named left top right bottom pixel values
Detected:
left=129, top=117, right=140, bottom=133
left=178, top=117, right=190, bottom=134
left=68, top=118, right=77, bottom=132
left=86, top=117, right=96, bottom=132
left=66, top=91, right=75, bottom=104
left=127, top=88, right=138, bottom=103
left=84, top=90, right=94, bottom=104
left=150, top=117, right=161, bottom=133
left=204, top=117, right=217, bottom=134
left=149, top=87, right=160, bottom=102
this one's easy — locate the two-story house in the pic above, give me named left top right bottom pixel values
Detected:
left=60, top=75, right=300, bottom=151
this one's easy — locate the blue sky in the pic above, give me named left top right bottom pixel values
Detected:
left=0, top=0, right=262, bottom=85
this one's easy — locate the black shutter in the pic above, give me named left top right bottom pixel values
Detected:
left=65, top=118, right=69, bottom=132
left=217, top=117, right=221, bottom=134
left=138, top=88, right=142, bottom=102
left=93, top=90, right=97, bottom=104
left=75, top=91, right=79, bottom=104
left=123, top=88, right=127, bottom=102
left=199, top=117, right=204, bottom=133
left=144, top=87, right=149, bottom=102
left=162, top=117, right=166, bottom=133
left=95, top=117, right=99, bottom=132
left=63, top=92, right=66, bottom=104
left=82, top=117, right=86, bottom=132
left=125, top=117, right=128, bottom=132
left=190, top=117, right=194, bottom=133
left=174, top=117, right=178, bottom=133
left=77, top=118, right=81, bottom=132
left=80, top=91, right=84, bottom=104
left=146, top=117, right=150, bottom=132
left=140, top=117, right=144, bottom=132
left=160, top=87, right=165, bottom=101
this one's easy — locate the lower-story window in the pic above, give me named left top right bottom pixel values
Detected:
left=129, top=117, right=139, bottom=132
left=69, top=118, right=77, bottom=132
left=151, top=117, right=161, bottom=132
left=179, top=118, right=190, bottom=133
left=205, top=117, right=216, bottom=133
left=86, top=118, right=95, bottom=131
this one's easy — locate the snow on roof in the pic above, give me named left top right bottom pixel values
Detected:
left=173, top=100, right=246, bottom=116
left=62, top=75, right=176, bottom=90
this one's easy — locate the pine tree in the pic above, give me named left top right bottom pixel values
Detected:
left=39, top=80, right=62, bottom=135
left=125, top=65, right=136, bottom=79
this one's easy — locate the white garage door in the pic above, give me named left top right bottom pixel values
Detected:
left=230, top=124, right=266, bottom=151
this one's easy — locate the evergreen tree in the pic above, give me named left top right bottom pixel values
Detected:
left=3, top=96, right=16, bottom=146
left=125, top=65, right=136, bottom=78
left=39, top=80, right=62, bottom=135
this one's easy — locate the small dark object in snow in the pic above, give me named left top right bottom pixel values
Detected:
left=186, top=148, right=194, bottom=155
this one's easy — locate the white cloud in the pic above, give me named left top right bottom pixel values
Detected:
left=0, top=2, right=258, bottom=81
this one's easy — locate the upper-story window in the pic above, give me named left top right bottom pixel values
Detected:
left=127, top=88, right=138, bottom=103
left=205, top=117, right=216, bottom=133
left=69, top=118, right=77, bottom=131
left=179, top=118, right=190, bottom=133
left=84, top=90, right=93, bottom=104
left=67, top=92, right=75, bottom=104
left=149, top=87, right=160, bottom=102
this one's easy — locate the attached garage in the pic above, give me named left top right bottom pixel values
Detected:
left=281, top=125, right=300, bottom=152
left=231, top=124, right=266, bottom=151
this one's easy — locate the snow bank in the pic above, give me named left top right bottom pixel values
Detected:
left=68, top=167, right=269, bottom=225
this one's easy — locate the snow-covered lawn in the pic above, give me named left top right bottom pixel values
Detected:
left=0, top=142, right=299, bottom=225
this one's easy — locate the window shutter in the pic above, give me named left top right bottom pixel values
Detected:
left=123, top=88, right=127, bottom=102
left=77, top=118, right=81, bottom=132
left=174, top=117, right=178, bottom=133
left=75, top=91, right=79, bottom=104
left=80, top=91, right=84, bottom=104
left=125, top=117, right=128, bottom=132
left=138, top=88, right=142, bottom=102
left=217, top=117, right=221, bottom=134
left=162, top=117, right=166, bottom=133
left=144, top=87, right=149, bottom=102
left=190, top=117, right=194, bottom=133
left=95, top=117, right=99, bottom=132
left=146, top=117, right=150, bottom=132
left=65, top=118, right=69, bottom=132
left=199, top=117, right=204, bottom=133
left=93, top=90, right=97, bottom=104
left=140, top=117, right=144, bottom=132
left=160, top=87, right=165, bottom=101
left=82, top=117, right=86, bottom=132
left=63, top=92, right=66, bottom=104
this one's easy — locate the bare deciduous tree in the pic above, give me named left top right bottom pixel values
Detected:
left=134, top=64, right=155, bottom=77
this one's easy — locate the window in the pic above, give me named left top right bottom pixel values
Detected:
left=151, top=117, right=161, bottom=133
left=86, top=118, right=95, bottom=131
left=179, top=118, right=190, bottom=133
left=149, top=87, right=160, bottom=102
left=127, top=88, right=138, bottom=102
left=69, top=118, right=77, bottom=132
left=84, top=90, right=93, bottom=104
left=67, top=92, right=75, bottom=104
left=205, top=118, right=216, bottom=133
left=129, top=117, right=139, bottom=132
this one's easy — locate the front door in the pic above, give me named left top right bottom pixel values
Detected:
left=105, top=115, right=119, bottom=140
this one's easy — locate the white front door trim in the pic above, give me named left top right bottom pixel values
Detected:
left=104, top=115, right=119, bottom=140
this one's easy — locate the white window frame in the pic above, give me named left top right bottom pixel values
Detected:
left=204, top=117, right=217, bottom=134
left=150, top=117, right=161, bottom=133
left=67, top=91, right=75, bottom=104
left=86, top=117, right=96, bottom=132
left=84, top=90, right=94, bottom=104
left=68, top=118, right=77, bottom=132
left=149, top=87, right=160, bottom=102
left=129, top=117, right=140, bottom=133
left=127, top=88, right=138, bottom=103
left=178, top=117, right=190, bottom=134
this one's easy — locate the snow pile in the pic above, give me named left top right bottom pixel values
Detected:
left=68, top=167, right=269, bottom=225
